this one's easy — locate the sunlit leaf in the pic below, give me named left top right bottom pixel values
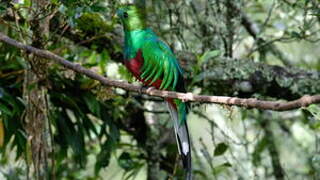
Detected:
left=304, top=105, right=320, bottom=121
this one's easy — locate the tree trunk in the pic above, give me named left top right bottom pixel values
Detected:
left=24, top=0, right=53, bottom=179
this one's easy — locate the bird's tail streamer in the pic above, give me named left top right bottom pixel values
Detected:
left=166, top=98, right=192, bottom=180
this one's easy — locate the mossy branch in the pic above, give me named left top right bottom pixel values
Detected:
left=0, top=32, right=320, bottom=111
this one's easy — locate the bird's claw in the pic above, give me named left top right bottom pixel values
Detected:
left=139, top=85, right=156, bottom=94
left=139, top=85, right=149, bottom=94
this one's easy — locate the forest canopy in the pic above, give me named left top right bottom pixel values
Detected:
left=0, top=0, right=320, bottom=179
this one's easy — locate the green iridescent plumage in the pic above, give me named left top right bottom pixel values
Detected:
left=117, top=5, right=192, bottom=179
left=117, top=5, right=146, bottom=31
left=140, top=38, right=182, bottom=90
left=117, top=5, right=183, bottom=91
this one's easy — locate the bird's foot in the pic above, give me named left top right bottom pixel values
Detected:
left=139, top=85, right=156, bottom=94
left=139, top=85, right=149, bottom=94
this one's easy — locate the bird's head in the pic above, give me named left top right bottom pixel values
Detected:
left=116, top=4, right=147, bottom=31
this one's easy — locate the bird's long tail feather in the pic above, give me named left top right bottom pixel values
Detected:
left=166, top=98, right=192, bottom=180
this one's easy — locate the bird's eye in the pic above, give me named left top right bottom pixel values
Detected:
left=123, top=12, right=129, bottom=18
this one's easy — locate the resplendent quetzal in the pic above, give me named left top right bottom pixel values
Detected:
left=117, top=4, right=192, bottom=179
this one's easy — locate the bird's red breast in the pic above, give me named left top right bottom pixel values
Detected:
left=124, top=50, right=162, bottom=89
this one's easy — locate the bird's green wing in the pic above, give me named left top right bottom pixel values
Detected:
left=140, top=39, right=183, bottom=90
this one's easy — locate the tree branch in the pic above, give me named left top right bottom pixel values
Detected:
left=0, top=32, right=319, bottom=111
left=237, top=3, right=292, bottom=65
left=195, top=57, right=320, bottom=100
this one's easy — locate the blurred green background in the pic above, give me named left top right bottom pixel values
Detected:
left=0, top=0, right=320, bottom=179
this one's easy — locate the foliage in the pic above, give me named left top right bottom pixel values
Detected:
left=0, top=0, right=320, bottom=179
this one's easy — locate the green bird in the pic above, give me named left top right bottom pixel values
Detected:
left=117, top=4, right=192, bottom=179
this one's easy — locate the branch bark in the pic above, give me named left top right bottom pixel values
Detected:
left=0, top=32, right=319, bottom=111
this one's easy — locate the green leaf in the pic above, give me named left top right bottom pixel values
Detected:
left=199, top=50, right=221, bottom=65
left=27, top=82, right=37, bottom=91
left=291, top=31, right=301, bottom=38
left=51, top=0, right=59, bottom=5
left=214, top=143, right=229, bottom=156
left=0, top=2, right=8, bottom=11
left=123, top=164, right=144, bottom=180
left=118, top=152, right=135, bottom=171
left=95, top=138, right=112, bottom=174
left=0, top=104, right=12, bottom=117
left=0, top=88, right=4, bottom=98
left=56, top=110, right=86, bottom=166
left=99, top=50, right=110, bottom=74
left=212, top=162, right=232, bottom=175
left=118, top=65, right=134, bottom=82
left=311, top=154, right=320, bottom=170
left=23, top=0, right=31, bottom=7
left=304, top=104, right=320, bottom=121
left=58, top=4, right=67, bottom=14
left=252, top=136, right=268, bottom=166
left=83, top=93, right=100, bottom=116
left=0, top=5, right=6, bottom=12
left=193, top=170, right=208, bottom=178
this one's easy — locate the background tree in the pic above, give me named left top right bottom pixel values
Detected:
left=0, top=0, right=320, bottom=179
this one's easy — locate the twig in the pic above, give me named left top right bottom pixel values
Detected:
left=0, top=32, right=320, bottom=111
